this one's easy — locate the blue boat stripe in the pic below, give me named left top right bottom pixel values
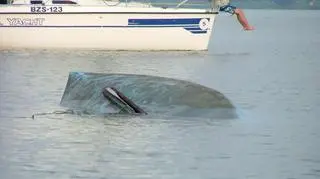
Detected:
left=184, top=27, right=202, bottom=31
left=127, top=18, right=210, bottom=34
left=128, top=24, right=199, bottom=27
left=190, top=31, right=207, bottom=34
left=0, top=25, right=202, bottom=28
left=128, top=18, right=203, bottom=25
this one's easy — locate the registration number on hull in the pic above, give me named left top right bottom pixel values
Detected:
left=30, top=6, right=63, bottom=13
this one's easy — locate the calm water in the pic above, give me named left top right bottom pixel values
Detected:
left=1, top=10, right=320, bottom=179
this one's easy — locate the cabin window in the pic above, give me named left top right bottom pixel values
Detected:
left=52, top=0, right=77, bottom=4
left=30, top=0, right=43, bottom=4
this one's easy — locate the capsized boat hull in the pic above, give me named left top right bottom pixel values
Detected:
left=60, top=72, right=237, bottom=119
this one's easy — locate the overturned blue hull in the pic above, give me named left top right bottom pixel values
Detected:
left=60, top=72, right=237, bottom=119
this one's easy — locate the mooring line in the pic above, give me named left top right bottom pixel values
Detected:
left=31, top=110, right=74, bottom=119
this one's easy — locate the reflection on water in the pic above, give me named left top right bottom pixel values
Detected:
left=1, top=10, right=320, bottom=179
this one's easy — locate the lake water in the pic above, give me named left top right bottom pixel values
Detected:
left=1, top=10, right=320, bottom=179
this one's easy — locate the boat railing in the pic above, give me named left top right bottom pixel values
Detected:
left=5, top=0, right=215, bottom=10
left=128, top=0, right=214, bottom=9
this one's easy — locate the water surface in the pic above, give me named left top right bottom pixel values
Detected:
left=1, top=10, right=320, bottom=179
